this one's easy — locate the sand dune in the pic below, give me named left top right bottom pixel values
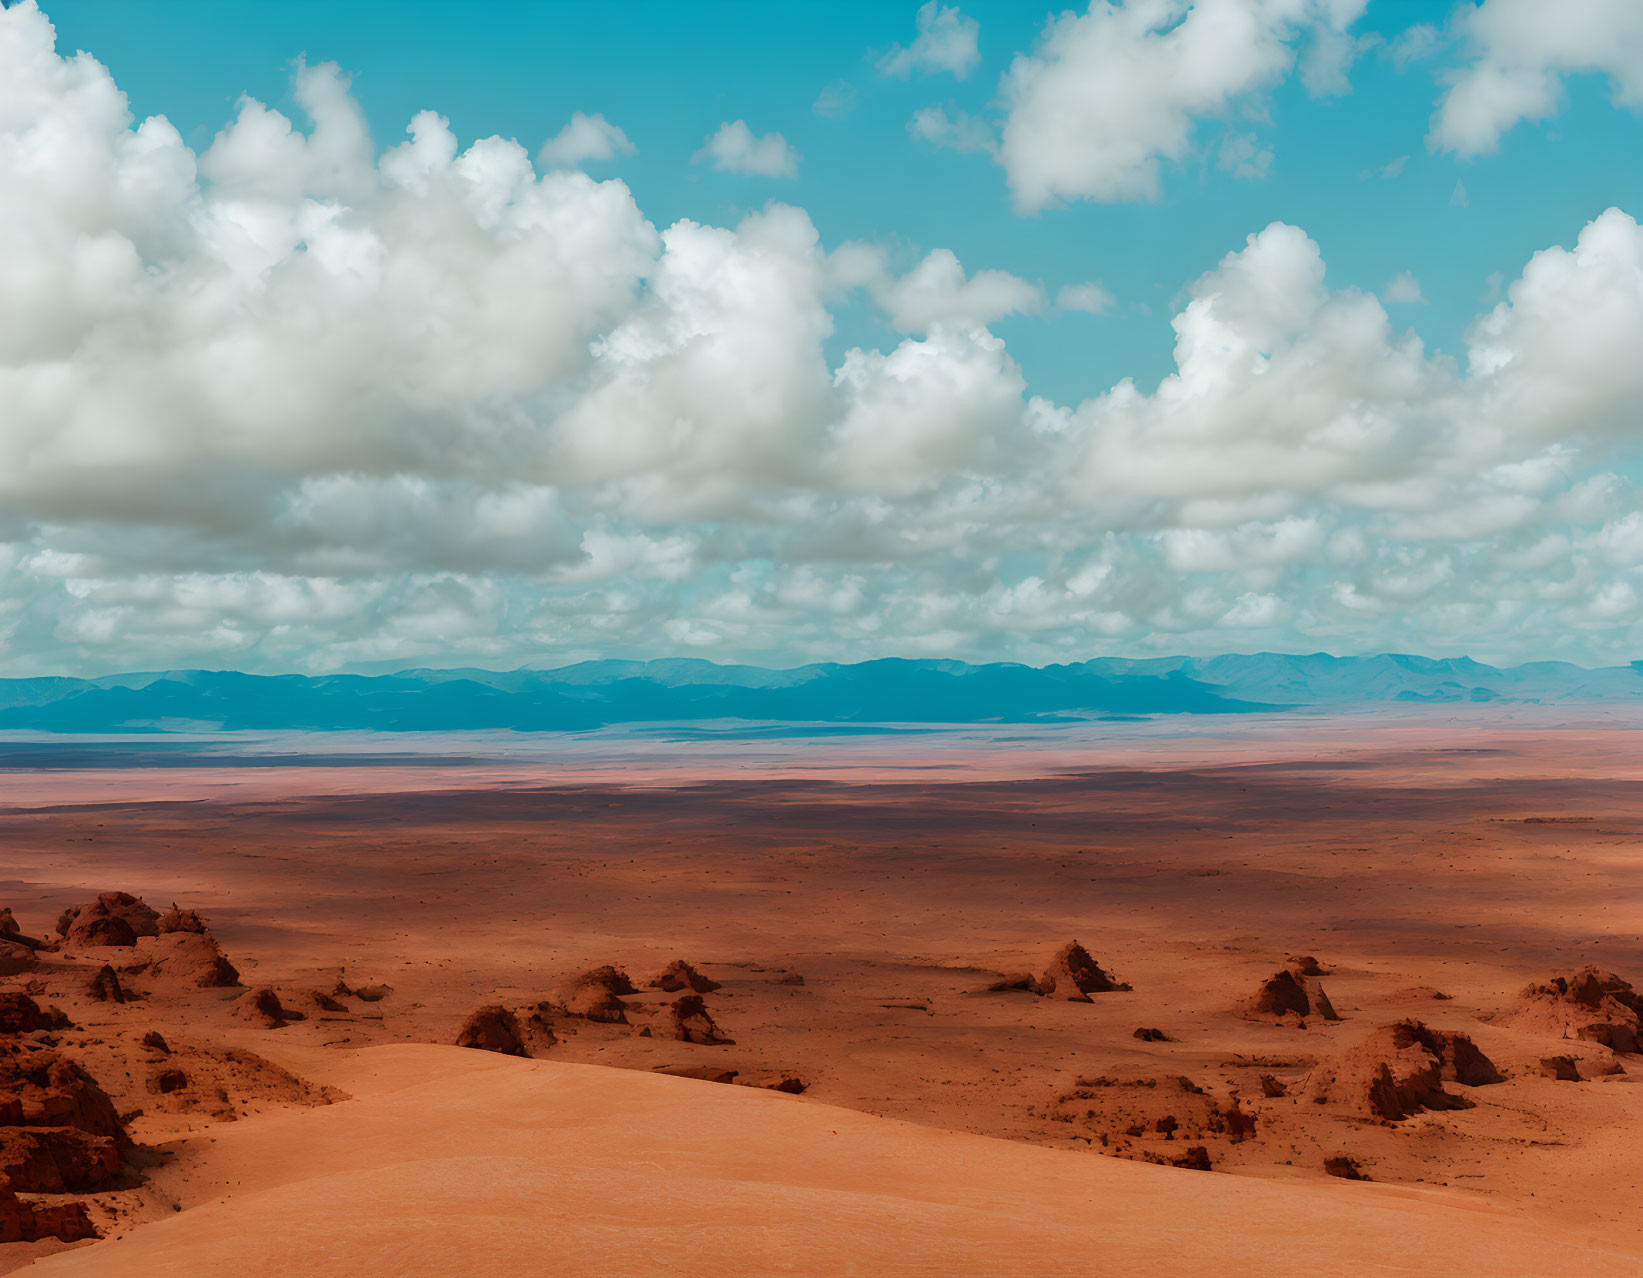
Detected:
left=24, top=1044, right=1632, bottom=1276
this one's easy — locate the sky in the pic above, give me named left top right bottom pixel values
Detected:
left=4, top=0, right=1643, bottom=676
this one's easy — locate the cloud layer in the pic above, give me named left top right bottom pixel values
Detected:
left=4, top=2, right=1643, bottom=674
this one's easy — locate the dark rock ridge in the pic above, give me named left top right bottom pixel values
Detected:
left=6, top=652, right=1643, bottom=735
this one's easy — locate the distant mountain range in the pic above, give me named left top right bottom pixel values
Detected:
left=0, top=653, right=1638, bottom=734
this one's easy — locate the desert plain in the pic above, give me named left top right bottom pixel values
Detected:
left=2, top=705, right=1642, bottom=1274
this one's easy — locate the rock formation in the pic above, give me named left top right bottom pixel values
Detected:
left=1300, top=1021, right=1502, bottom=1120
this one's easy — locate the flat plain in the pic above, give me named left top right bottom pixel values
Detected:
left=3, top=706, right=1642, bottom=1273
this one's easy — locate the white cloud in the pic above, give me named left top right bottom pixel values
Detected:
left=7, top=1, right=1643, bottom=672
left=538, top=111, right=636, bottom=168
left=878, top=3, right=981, bottom=80
left=996, top=0, right=1370, bottom=210
left=1384, top=270, right=1426, bottom=304
left=813, top=79, right=855, bottom=119
left=1217, top=130, right=1274, bottom=181
left=1387, top=23, right=1441, bottom=70
left=1055, top=282, right=1115, bottom=315
left=692, top=119, right=799, bottom=178
left=1431, top=0, right=1643, bottom=156
left=909, top=104, right=995, bottom=154
left=874, top=249, right=1044, bottom=333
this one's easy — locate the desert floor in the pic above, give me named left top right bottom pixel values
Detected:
left=3, top=705, right=1642, bottom=1273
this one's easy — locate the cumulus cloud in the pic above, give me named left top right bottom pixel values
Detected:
left=993, top=0, right=1370, bottom=210
left=6, top=0, right=1643, bottom=674
left=878, top=2, right=981, bottom=80
left=874, top=249, right=1045, bottom=333
left=1431, top=0, right=1643, bottom=156
left=538, top=111, right=636, bottom=168
left=693, top=120, right=799, bottom=178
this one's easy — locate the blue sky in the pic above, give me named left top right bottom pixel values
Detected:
left=7, top=1, right=1643, bottom=674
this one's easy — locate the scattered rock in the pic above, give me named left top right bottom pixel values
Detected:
left=775, top=972, right=805, bottom=986
left=521, top=1005, right=560, bottom=1053
left=1301, top=1021, right=1502, bottom=1120
left=87, top=963, right=130, bottom=1003
left=232, top=986, right=294, bottom=1029
left=650, top=960, right=721, bottom=993
left=1286, top=955, right=1327, bottom=977
left=156, top=903, right=209, bottom=934
left=350, top=982, right=393, bottom=1002
left=671, top=994, right=733, bottom=1045
left=1258, top=1074, right=1288, bottom=1098
left=455, top=1005, right=528, bottom=1057
left=140, top=1031, right=170, bottom=1054
left=1171, top=1146, right=1212, bottom=1170
left=1040, top=941, right=1130, bottom=1001
left=1133, top=1027, right=1175, bottom=1042
left=740, top=1073, right=806, bottom=1094
left=1045, top=1074, right=1252, bottom=1158
left=1240, top=969, right=1339, bottom=1023
left=146, top=1067, right=188, bottom=1095
left=1536, top=1055, right=1583, bottom=1081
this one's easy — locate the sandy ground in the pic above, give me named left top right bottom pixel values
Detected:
left=3, top=706, right=1643, bottom=1272
left=21, top=1045, right=1634, bottom=1277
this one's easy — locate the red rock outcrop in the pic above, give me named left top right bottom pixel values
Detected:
left=232, top=986, right=293, bottom=1029
left=649, top=960, right=721, bottom=993
left=0, top=1042, right=128, bottom=1144
left=87, top=964, right=130, bottom=1004
left=1240, top=969, right=1339, bottom=1022
left=0, top=1184, right=96, bottom=1243
left=558, top=966, right=636, bottom=1024
left=671, top=994, right=733, bottom=1045
left=1503, top=966, right=1642, bottom=1054
left=156, top=904, right=209, bottom=934
left=0, top=940, right=37, bottom=977
left=135, top=930, right=241, bottom=989
left=1039, top=941, right=1130, bottom=1001
left=0, top=908, right=48, bottom=951
left=1300, top=1021, right=1502, bottom=1120
left=0, top=993, right=71, bottom=1034
left=455, top=1005, right=528, bottom=1057
left=58, top=892, right=160, bottom=948
left=0, top=1126, right=122, bottom=1193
